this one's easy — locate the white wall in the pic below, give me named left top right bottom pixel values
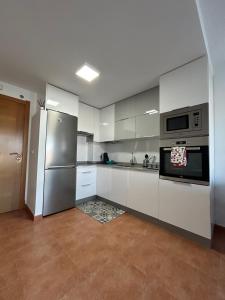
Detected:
left=214, top=63, right=225, bottom=227
left=0, top=81, right=39, bottom=206
left=106, top=138, right=159, bottom=164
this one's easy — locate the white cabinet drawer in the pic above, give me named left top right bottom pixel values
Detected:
left=77, top=167, right=96, bottom=185
left=76, top=182, right=96, bottom=200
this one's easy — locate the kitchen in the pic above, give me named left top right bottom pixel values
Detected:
left=0, top=1, right=225, bottom=299
left=26, top=55, right=213, bottom=246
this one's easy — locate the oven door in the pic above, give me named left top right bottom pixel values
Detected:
left=160, top=146, right=209, bottom=185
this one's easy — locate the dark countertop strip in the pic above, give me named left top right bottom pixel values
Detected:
left=77, top=161, right=159, bottom=173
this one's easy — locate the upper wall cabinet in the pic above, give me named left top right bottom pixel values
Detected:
left=135, top=113, right=159, bottom=138
left=115, top=87, right=159, bottom=121
left=115, top=117, right=136, bottom=140
left=115, top=97, right=136, bottom=121
left=78, top=102, right=94, bottom=133
left=78, top=103, right=100, bottom=141
left=99, top=104, right=115, bottom=142
left=114, top=86, right=159, bottom=140
left=134, top=87, right=159, bottom=116
left=46, top=84, right=79, bottom=116
left=159, top=56, right=209, bottom=113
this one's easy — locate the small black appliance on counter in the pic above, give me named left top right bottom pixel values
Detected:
left=101, top=152, right=109, bottom=164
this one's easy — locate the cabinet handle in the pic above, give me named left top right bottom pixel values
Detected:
left=82, top=171, right=92, bottom=174
left=82, top=184, right=91, bottom=187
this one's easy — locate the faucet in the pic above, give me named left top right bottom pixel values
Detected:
left=130, top=152, right=136, bottom=165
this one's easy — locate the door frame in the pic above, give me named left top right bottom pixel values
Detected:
left=0, top=94, right=30, bottom=209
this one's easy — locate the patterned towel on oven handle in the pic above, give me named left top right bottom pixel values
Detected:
left=170, top=146, right=187, bottom=167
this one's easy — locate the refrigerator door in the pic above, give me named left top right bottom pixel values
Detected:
left=45, top=110, right=77, bottom=169
left=43, top=168, right=75, bottom=216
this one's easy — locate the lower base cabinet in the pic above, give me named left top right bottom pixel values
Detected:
left=108, top=168, right=129, bottom=206
left=158, top=179, right=211, bottom=239
left=96, top=166, right=159, bottom=218
left=76, top=166, right=96, bottom=200
left=127, top=171, right=159, bottom=218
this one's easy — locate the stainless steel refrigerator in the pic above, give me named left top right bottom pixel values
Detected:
left=43, top=110, right=77, bottom=216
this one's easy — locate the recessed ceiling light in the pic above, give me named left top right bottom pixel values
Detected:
left=76, top=64, right=100, bottom=82
left=47, top=99, right=59, bottom=107
left=145, top=109, right=158, bottom=115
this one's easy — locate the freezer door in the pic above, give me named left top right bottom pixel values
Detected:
left=45, top=110, right=77, bottom=168
left=43, top=168, right=75, bottom=216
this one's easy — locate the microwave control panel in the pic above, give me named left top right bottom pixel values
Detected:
left=192, top=111, right=201, bottom=129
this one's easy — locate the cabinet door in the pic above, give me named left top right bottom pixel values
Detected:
left=46, top=84, right=79, bottom=117
left=115, top=98, right=136, bottom=121
left=135, top=113, right=159, bottom=138
left=100, top=104, right=115, bottom=124
left=99, top=123, right=114, bottom=142
left=134, top=87, right=159, bottom=116
left=127, top=171, right=158, bottom=218
left=93, top=108, right=100, bottom=142
left=99, top=105, right=115, bottom=142
left=158, top=180, right=211, bottom=238
left=108, top=168, right=129, bottom=206
left=96, top=167, right=112, bottom=199
left=78, top=103, right=94, bottom=133
left=159, top=56, right=208, bottom=113
left=115, top=117, right=135, bottom=140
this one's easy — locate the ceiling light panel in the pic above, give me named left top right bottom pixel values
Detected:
left=76, top=64, right=100, bottom=82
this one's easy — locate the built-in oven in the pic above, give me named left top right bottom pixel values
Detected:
left=160, top=103, right=208, bottom=139
left=159, top=136, right=209, bottom=185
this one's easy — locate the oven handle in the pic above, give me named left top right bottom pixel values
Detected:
left=162, top=147, right=201, bottom=151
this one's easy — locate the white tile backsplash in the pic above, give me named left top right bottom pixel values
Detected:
left=105, top=138, right=159, bottom=163
left=77, top=136, right=88, bottom=161
left=77, top=136, right=106, bottom=162
left=77, top=135, right=159, bottom=164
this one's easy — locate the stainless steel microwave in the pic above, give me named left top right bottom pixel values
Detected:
left=160, top=103, right=208, bottom=139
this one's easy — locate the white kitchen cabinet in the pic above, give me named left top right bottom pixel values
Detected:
left=127, top=171, right=159, bottom=218
left=96, top=166, right=128, bottom=206
left=115, top=117, right=136, bottom=140
left=159, top=56, right=209, bottom=113
left=96, top=166, right=112, bottom=199
left=135, top=113, right=159, bottom=138
left=158, top=179, right=211, bottom=239
left=93, top=108, right=100, bottom=142
left=78, top=102, right=94, bottom=133
left=115, top=97, right=136, bottom=121
left=99, top=104, right=115, bottom=142
left=134, top=87, right=159, bottom=116
left=108, top=168, right=129, bottom=206
left=46, top=84, right=79, bottom=117
left=76, top=166, right=96, bottom=200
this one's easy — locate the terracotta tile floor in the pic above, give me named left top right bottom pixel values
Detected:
left=0, top=208, right=225, bottom=300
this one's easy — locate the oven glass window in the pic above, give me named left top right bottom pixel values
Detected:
left=167, top=115, right=189, bottom=131
left=160, top=146, right=209, bottom=182
left=163, top=152, right=203, bottom=178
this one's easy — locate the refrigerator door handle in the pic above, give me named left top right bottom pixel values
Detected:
left=46, top=165, right=76, bottom=169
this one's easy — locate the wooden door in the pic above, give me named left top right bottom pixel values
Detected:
left=0, top=94, right=29, bottom=213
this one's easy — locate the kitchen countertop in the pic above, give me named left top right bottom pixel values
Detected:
left=77, top=161, right=159, bottom=173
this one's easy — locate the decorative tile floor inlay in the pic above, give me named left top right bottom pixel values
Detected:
left=77, top=199, right=125, bottom=223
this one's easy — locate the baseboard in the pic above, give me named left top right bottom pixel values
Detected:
left=214, top=224, right=225, bottom=231
left=97, top=196, right=211, bottom=248
left=24, top=204, right=42, bottom=222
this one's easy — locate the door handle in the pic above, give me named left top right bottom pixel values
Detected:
left=9, top=152, right=22, bottom=161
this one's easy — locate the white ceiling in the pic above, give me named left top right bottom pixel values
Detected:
left=196, top=0, right=225, bottom=67
left=0, top=0, right=206, bottom=107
